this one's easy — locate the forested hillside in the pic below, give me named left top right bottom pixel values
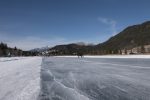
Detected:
left=0, top=42, right=37, bottom=57
left=47, top=21, right=150, bottom=55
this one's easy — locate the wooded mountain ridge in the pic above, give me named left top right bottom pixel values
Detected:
left=1, top=21, right=150, bottom=56
left=46, top=21, right=150, bottom=55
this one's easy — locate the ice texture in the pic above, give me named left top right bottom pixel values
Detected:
left=39, top=57, right=150, bottom=100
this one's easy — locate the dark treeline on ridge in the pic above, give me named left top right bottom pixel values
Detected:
left=0, top=42, right=38, bottom=57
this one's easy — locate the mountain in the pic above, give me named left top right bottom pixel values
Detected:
left=30, top=46, right=49, bottom=52
left=96, top=21, right=150, bottom=50
left=44, top=21, right=150, bottom=55
left=48, top=43, right=94, bottom=55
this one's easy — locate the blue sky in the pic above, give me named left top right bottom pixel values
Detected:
left=0, top=0, right=150, bottom=50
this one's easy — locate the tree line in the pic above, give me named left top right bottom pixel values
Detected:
left=0, top=42, right=37, bottom=57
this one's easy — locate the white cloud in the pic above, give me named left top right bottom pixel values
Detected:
left=98, top=17, right=117, bottom=35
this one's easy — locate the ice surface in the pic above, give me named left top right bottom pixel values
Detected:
left=56, top=55, right=150, bottom=58
left=1, top=56, right=150, bottom=100
left=0, top=57, right=42, bottom=100
left=39, top=57, right=150, bottom=100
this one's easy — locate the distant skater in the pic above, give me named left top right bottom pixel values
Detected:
left=77, top=52, right=84, bottom=58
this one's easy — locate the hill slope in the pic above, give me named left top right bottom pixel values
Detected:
left=48, top=43, right=94, bottom=55
left=46, top=21, right=150, bottom=55
left=97, top=21, right=150, bottom=50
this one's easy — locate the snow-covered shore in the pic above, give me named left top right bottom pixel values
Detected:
left=0, top=57, right=42, bottom=100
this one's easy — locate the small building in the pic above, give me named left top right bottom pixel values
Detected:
left=121, top=45, right=150, bottom=55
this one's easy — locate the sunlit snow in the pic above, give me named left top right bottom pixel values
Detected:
left=0, top=57, right=42, bottom=100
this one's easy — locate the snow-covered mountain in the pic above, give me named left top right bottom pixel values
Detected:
left=30, top=46, right=50, bottom=52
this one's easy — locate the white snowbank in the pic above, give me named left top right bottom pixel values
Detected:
left=0, top=57, right=42, bottom=100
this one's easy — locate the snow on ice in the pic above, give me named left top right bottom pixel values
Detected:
left=0, top=57, right=42, bottom=100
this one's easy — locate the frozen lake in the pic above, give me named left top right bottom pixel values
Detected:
left=0, top=56, right=150, bottom=100
left=39, top=57, right=150, bottom=100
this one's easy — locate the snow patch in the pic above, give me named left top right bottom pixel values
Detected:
left=0, top=57, right=42, bottom=100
